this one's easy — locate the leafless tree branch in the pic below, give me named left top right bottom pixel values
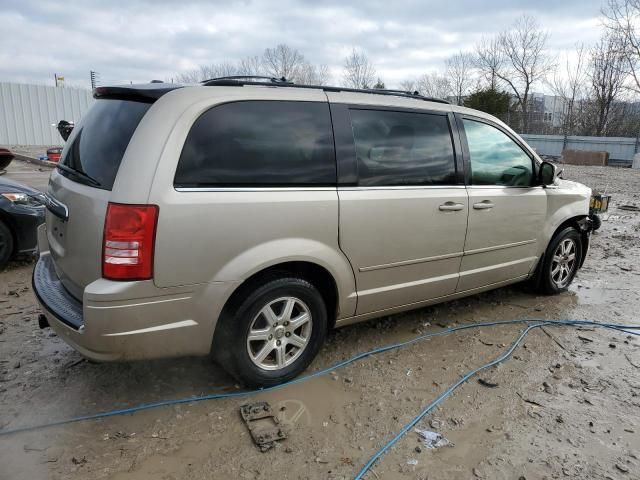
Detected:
left=446, top=51, right=476, bottom=104
left=342, top=48, right=376, bottom=89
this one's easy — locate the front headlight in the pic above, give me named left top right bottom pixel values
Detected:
left=1, top=192, right=45, bottom=207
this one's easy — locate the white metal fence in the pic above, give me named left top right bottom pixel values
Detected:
left=0, top=82, right=94, bottom=147
left=522, top=134, right=638, bottom=164
left=1, top=83, right=638, bottom=163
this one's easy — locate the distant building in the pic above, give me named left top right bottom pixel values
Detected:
left=531, top=93, right=566, bottom=129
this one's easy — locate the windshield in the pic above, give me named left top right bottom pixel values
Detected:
left=59, top=99, right=151, bottom=190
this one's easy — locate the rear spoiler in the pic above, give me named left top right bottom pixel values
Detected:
left=93, top=83, right=183, bottom=102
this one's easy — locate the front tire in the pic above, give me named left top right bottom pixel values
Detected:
left=214, top=277, right=327, bottom=387
left=0, top=220, right=14, bottom=270
left=537, top=227, right=582, bottom=294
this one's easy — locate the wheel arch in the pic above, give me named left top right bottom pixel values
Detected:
left=211, top=237, right=356, bottom=321
left=533, top=214, right=590, bottom=284
left=216, top=259, right=349, bottom=336
left=548, top=215, right=590, bottom=267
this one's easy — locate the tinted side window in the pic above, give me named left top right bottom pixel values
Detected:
left=350, top=109, right=456, bottom=186
left=463, top=119, right=533, bottom=187
left=60, top=99, right=151, bottom=190
left=174, top=101, right=336, bottom=187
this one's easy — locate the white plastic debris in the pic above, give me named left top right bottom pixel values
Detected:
left=415, top=428, right=453, bottom=449
left=407, top=459, right=418, bottom=465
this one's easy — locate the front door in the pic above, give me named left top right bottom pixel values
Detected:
left=337, top=106, right=468, bottom=314
left=457, top=116, right=547, bottom=292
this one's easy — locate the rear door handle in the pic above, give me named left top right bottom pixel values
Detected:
left=473, top=201, right=495, bottom=210
left=439, top=202, right=465, bottom=212
left=44, top=193, right=69, bottom=221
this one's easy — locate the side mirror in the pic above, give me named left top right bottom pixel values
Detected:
left=539, top=161, right=557, bottom=186
left=55, top=120, right=75, bottom=142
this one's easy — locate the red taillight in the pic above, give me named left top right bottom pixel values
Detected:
left=102, top=203, right=159, bottom=281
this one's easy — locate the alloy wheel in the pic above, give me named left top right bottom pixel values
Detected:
left=551, top=238, right=577, bottom=288
left=246, top=296, right=313, bottom=371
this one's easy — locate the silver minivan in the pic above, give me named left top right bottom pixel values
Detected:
left=34, top=78, right=593, bottom=386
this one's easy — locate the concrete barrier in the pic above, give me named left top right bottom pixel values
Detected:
left=560, top=149, right=609, bottom=166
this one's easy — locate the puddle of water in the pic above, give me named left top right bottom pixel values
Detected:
left=569, top=284, right=627, bottom=305
left=255, top=375, right=357, bottom=428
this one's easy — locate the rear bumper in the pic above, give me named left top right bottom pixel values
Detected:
left=33, top=254, right=83, bottom=329
left=32, top=249, right=239, bottom=362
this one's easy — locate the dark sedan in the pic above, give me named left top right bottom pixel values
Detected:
left=0, top=176, right=46, bottom=269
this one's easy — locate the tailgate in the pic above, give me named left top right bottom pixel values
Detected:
left=44, top=97, right=152, bottom=299
left=46, top=171, right=110, bottom=300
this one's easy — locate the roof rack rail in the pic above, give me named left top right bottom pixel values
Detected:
left=374, top=88, right=421, bottom=96
left=199, top=78, right=450, bottom=104
left=201, top=76, right=292, bottom=86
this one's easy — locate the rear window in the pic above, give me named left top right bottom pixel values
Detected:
left=60, top=99, right=151, bottom=190
left=174, top=101, right=336, bottom=187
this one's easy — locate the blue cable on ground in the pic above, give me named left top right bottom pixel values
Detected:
left=0, top=318, right=638, bottom=446
left=353, top=320, right=640, bottom=479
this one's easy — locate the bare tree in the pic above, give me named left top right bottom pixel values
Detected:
left=174, top=69, right=202, bottom=83
left=398, top=79, right=417, bottom=92
left=588, top=33, right=628, bottom=135
left=175, top=61, right=240, bottom=83
left=262, top=44, right=306, bottom=80
left=416, top=73, right=453, bottom=99
left=296, top=63, right=331, bottom=85
left=342, top=48, right=376, bottom=89
left=174, top=45, right=332, bottom=85
left=475, top=36, right=503, bottom=89
left=202, top=61, right=240, bottom=80
left=495, top=15, right=554, bottom=131
left=549, top=44, right=588, bottom=136
left=237, top=55, right=264, bottom=76
left=603, top=0, right=640, bottom=93
left=446, top=51, right=475, bottom=105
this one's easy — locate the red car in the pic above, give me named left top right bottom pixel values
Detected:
left=46, top=147, right=63, bottom=162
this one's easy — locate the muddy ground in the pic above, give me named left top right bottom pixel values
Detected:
left=0, top=161, right=639, bottom=480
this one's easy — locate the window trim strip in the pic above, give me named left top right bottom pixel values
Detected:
left=175, top=186, right=338, bottom=192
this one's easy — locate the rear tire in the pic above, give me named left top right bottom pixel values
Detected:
left=214, top=277, right=327, bottom=387
left=537, top=227, right=582, bottom=295
left=0, top=220, right=14, bottom=270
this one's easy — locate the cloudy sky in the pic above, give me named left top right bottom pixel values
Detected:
left=1, top=0, right=605, bottom=89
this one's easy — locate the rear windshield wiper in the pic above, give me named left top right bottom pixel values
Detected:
left=56, top=164, right=102, bottom=187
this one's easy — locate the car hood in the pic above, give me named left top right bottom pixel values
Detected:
left=555, top=178, right=591, bottom=195
left=0, top=176, right=42, bottom=195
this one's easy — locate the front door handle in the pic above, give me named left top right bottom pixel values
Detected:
left=439, top=202, right=465, bottom=212
left=473, top=201, right=495, bottom=210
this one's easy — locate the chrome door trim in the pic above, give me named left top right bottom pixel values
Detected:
left=359, top=251, right=464, bottom=272
left=175, top=186, right=337, bottom=192
left=338, top=185, right=467, bottom=191
left=465, top=185, right=544, bottom=190
left=463, top=239, right=537, bottom=256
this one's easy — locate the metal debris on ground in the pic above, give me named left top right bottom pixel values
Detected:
left=618, top=204, right=640, bottom=212
left=415, top=428, right=453, bottom=449
left=240, top=401, right=286, bottom=452
left=478, top=378, right=499, bottom=388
